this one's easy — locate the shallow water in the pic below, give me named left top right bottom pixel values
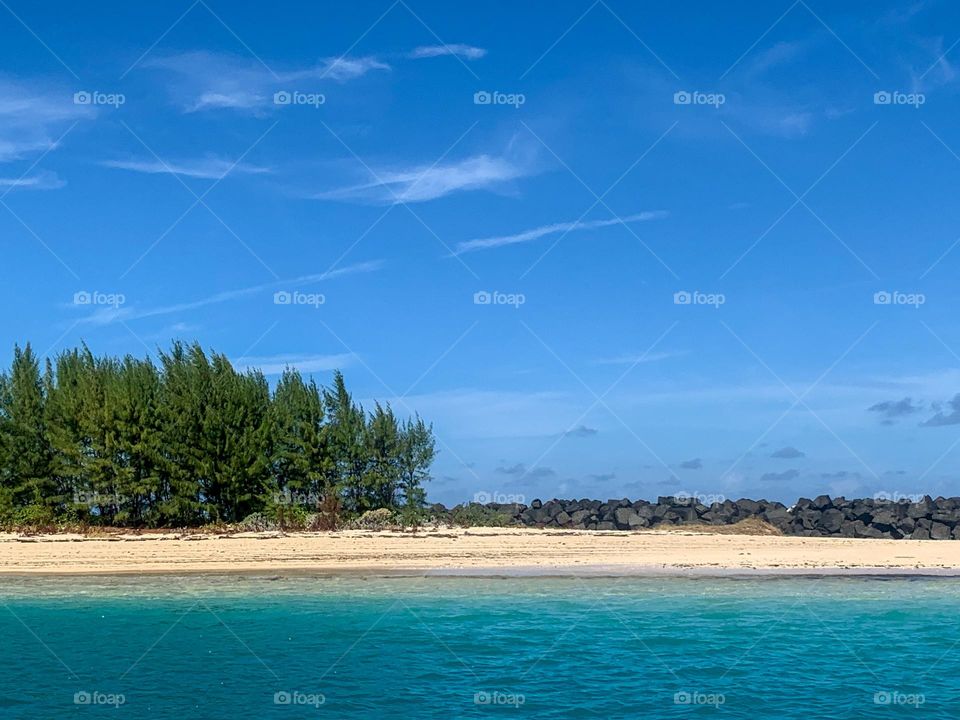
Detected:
left=0, top=575, right=956, bottom=718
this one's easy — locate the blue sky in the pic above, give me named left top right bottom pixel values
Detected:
left=3, top=0, right=960, bottom=505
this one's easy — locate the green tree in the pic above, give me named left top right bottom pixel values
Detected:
left=0, top=345, right=54, bottom=516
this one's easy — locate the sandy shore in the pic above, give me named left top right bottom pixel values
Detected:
left=2, top=527, right=960, bottom=576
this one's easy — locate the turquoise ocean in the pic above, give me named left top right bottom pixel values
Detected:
left=1, top=575, right=956, bottom=718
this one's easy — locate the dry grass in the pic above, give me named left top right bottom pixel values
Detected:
left=650, top=517, right=783, bottom=536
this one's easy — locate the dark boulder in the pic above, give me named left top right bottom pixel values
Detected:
left=820, top=509, right=844, bottom=534
left=813, top=495, right=833, bottom=510
left=613, top=507, right=639, bottom=530
left=930, top=522, right=952, bottom=540
left=907, top=497, right=934, bottom=518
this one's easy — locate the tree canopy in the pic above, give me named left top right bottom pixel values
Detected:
left=0, top=342, right=435, bottom=527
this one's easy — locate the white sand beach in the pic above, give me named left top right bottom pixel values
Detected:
left=2, top=527, right=960, bottom=575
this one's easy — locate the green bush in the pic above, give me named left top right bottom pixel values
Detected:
left=449, top=503, right=513, bottom=527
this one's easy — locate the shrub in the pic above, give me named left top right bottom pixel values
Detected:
left=449, top=503, right=513, bottom=527
left=238, top=512, right=274, bottom=532
left=353, top=508, right=395, bottom=530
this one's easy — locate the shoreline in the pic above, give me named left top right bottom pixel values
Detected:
left=4, top=527, right=960, bottom=577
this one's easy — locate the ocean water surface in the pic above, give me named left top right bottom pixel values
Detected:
left=0, top=574, right=957, bottom=718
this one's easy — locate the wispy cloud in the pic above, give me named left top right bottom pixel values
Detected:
left=409, top=44, right=487, bottom=60
left=102, top=157, right=272, bottom=180
left=679, top=458, right=702, bottom=470
left=594, top=350, right=683, bottom=365
left=868, top=397, right=923, bottom=424
left=452, top=212, right=668, bottom=255
left=144, top=51, right=390, bottom=113
left=76, top=260, right=383, bottom=326
left=316, top=153, right=533, bottom=204
left=233, top=353, right=355, bottom=375
left=0, top=170, right=65, bottom=190
left=770, top=446, right=805, bottom=459
left=761, top=469, right=800, bottom=482
left=0, top=77, right=93, bottom=162
left=921, top=394, right=960, bottom=427
left=563, top=424, right=598, bottom=438
left=495, top=462, right=556, bottom=480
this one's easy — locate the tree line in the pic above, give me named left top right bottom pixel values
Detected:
left=0, top=342, right=435, bottom=527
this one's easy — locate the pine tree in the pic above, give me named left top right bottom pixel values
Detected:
left=323, top=371, right=368, bottom=513
left=2, top=345, right=54, bottom=514
left=271, top=369, right=330, bottom=506
left=397, top=416, right=435, bottom=509
left=0, top=342, right=437, bottom=526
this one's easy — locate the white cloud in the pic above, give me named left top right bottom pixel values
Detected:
left=102, top=157, right=272, bottom=180
left=145, top=51, right=389, bottom=113
left=409, top=44, right=487, bottom=60
left=76, top=260, right=384, bottom=326
left=189, top=90, right=265, bottom=112
left=319, top=56, right=390, bottom=81
left=0, top=76, right=94, bottom=162
left=453, top=211, right=668, bottom=255
left=594, top=350, right=684, bottom=365
left=0, top=170, right=65, bottom=190
left=316, top=153, right=531, bottom=204
left=232, top=352, right=355, bottom=375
